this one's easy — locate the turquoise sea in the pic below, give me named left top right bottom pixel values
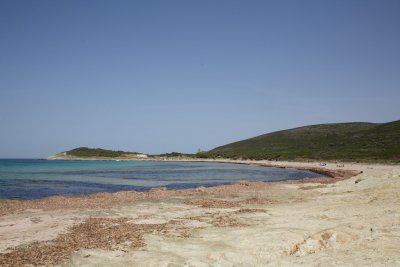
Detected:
left=0, top=159, right=321, bottom=200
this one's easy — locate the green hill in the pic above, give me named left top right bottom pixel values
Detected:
left=202, top=120, right=400, bottom=162
left=65, top=147, right=138, bottom=158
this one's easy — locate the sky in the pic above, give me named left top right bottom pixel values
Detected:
left=0, top=0, right=399, bottom=158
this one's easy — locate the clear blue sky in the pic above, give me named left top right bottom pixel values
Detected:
left=1, top=0, right=399, bottom=158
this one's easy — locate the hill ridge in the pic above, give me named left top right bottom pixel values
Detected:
left=204, top=120, right=400, bottom=162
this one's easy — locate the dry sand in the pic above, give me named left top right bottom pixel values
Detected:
left=0, top=160, right=399, bottom=266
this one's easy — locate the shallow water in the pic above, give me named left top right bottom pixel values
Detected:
left=0, top=159, right=321, bottom=200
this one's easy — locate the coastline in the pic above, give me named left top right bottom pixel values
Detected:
left=46, top=155, right=360, bottom=179
left=0, top=160, right=399, bottom=266
left=0, top=159, right=358, bottom=217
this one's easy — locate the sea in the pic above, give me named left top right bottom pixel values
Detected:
left=0, top=159, right=322, bottom=200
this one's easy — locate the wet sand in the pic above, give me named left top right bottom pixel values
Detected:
left=0, top=160, right=399, bottom=266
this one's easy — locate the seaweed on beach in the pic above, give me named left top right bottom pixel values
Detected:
left=0, top=217, right=167, bottom=267
left=184, top=198, right=239, bottom=208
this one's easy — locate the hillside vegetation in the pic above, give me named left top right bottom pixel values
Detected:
left=202, top=120, right=400, bottom=162
left=65, top=147, right=138, bottom=158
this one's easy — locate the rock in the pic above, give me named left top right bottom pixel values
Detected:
left=290, top=229, right=358, bottom=257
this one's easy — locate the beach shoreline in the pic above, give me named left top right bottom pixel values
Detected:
left=0, top=159, right=358, bottom=217
left=0, top=160, right=399, bottom=266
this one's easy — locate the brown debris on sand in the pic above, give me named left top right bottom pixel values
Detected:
left=185, top=213, right=246, bottom=228
left=0, top=191, right=145, bottom=217
left=0, top=189, right=186, bottom=217
left=211, top=215, right=246, bottom=227
left=288, top=169, right=361, bottom=184
left=184, top=196, right=275, bottom=209
left=0, top=217, right=167, bottom=267
left=233, top=208, right=267, bottom=214
left=184, top=198, right=239, bottom=208
left=238, top=197, right=276, bottom=205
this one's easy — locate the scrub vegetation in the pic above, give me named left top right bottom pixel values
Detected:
left=66, top=147, right=138, bottom=158
left=200, top=120, right=400, bottom=162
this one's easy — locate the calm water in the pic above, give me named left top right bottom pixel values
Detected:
left=0, top=159, right=321, bottom=200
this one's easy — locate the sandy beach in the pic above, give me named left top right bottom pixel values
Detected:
left=0, top=160, right=399, bottom=266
